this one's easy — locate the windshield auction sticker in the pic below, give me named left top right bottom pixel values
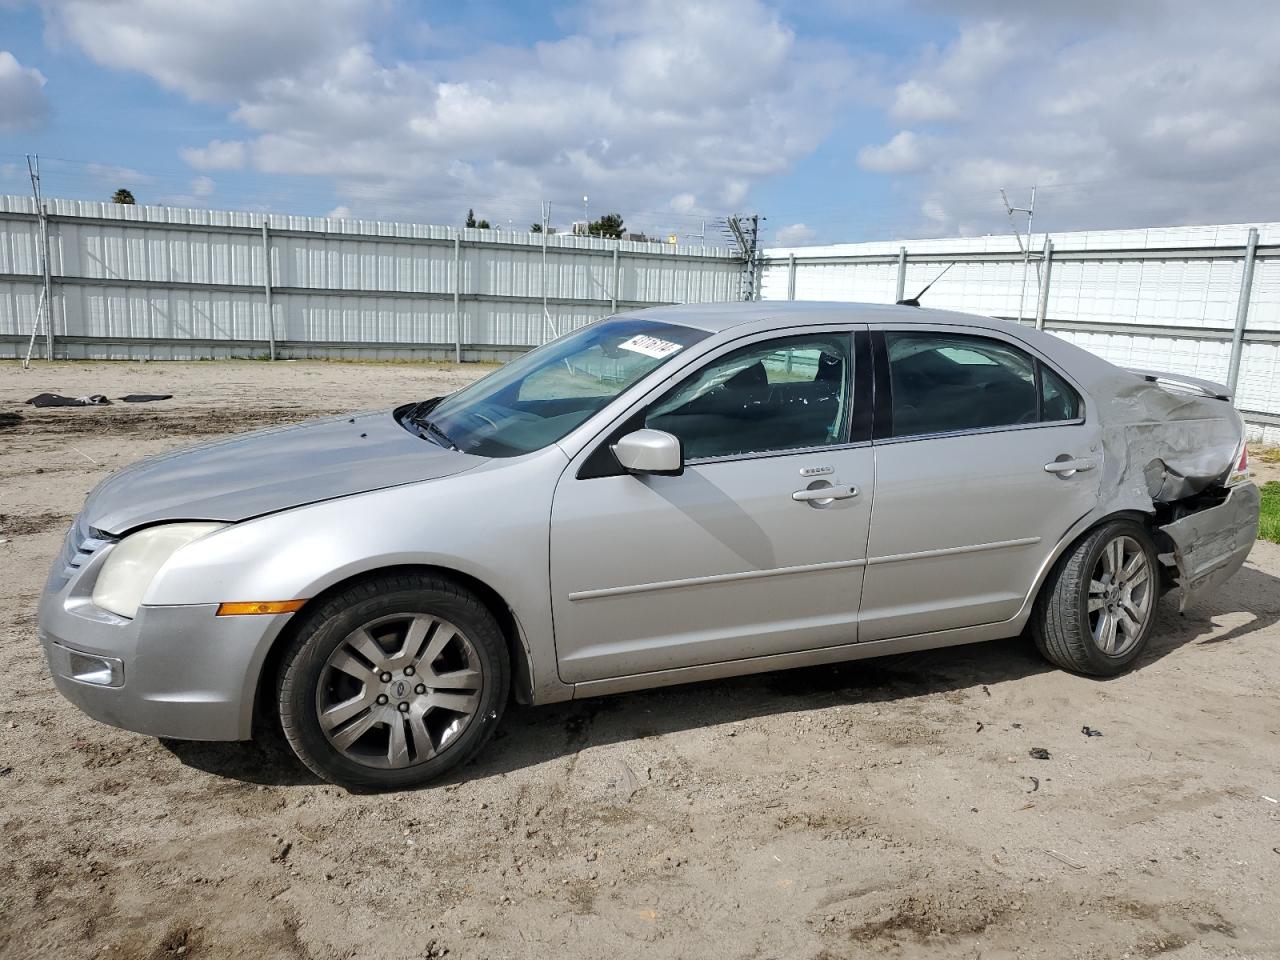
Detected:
left=618, top=334, right=683, bottom=359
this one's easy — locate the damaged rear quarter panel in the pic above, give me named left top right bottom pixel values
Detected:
left=1097, top=380, right=1243, bottom=509
left=1030, top=336, right=1257, bottom=609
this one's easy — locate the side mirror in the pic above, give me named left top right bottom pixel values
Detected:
left=611, top=428, right=684, bottom=476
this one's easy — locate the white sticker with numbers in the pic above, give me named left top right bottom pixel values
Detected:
left=618, top=334, right=683, bottom=359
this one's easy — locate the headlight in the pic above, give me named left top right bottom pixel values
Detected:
left=92, top=522, right=226, bottom=619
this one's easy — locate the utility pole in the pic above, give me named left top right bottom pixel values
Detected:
left=1001, top=186, right=1036, bottom=325
left=725, top=214, right=763, bottom=301
left=26, top=154, right=54, bottom=364
left=541, top=201, right=557, bottom=341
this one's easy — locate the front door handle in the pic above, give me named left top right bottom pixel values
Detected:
left=792, top=483, right=859, bottom=502
left=1044, top=457, right=1097, bottom=476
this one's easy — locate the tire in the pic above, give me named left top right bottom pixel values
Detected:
left=277, top=573, right=510, bottom=790
left=1032, top=520, right=1160, bottom=677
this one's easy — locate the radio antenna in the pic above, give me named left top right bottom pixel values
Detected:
left=896, top=261, right=956, bottom=306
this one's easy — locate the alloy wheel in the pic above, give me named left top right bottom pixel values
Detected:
left=1086, top=534, right=1153, bottom=657
left=315, top=613, right=484, bottom=769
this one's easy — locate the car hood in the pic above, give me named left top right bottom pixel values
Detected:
left=83, top=409, right=485, bottom=535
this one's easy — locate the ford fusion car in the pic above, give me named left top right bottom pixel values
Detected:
left=38, top=302, right=1259, bottom=789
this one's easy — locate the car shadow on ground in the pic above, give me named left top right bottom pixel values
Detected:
left=163, top=560, right=1280, bottom=790
left=161, top=736, right=325, bottom=786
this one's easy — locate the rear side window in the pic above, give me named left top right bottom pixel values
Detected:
left=884, top=332, right=1079, bottom=438
left=1040, top=365, right=1080, bottom=421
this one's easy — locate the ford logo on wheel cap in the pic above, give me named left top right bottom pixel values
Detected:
left=393, top=680, right=408, bottom=699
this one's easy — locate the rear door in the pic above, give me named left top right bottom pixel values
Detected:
left=857, top=325, right=1101, bottom=641
left=549, top=326, right=875, bottom=682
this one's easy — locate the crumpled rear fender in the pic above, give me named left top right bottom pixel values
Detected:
left=1157, top=483, right=1260, bottom=610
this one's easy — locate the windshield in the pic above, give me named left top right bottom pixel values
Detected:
left=418, top=317, right=710, bottom=457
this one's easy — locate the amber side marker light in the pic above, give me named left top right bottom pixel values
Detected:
left=216, top=600, right=307, bottom=616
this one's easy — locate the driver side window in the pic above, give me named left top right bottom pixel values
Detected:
left=646, top=334, right=853, bottom=460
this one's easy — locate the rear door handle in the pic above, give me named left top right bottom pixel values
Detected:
left=1044, top=458, right=1097, bottom=475
left=792, top=484, right=859, bottom=502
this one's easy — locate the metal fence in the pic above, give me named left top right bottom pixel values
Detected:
left=10, top=193, right=1280, bottom=441
left=760, top=221, right=1280, bottom=438
left=0, top=196, right=744, bottom=363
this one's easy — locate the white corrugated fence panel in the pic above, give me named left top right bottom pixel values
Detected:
left=763, top=220, right=1280, bottom=419
left=0, top=195, right=742, bottom=358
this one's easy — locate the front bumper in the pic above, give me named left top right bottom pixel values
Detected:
left=37, top=523, right=295, bottom=741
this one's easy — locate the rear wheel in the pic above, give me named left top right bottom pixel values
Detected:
left=1033, top=520, right=1159, bottom=676
left=277, top=573, right=509, bottom=790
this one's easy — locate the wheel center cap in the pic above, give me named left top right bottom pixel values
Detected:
left=391, top=679, right=409, bottom=699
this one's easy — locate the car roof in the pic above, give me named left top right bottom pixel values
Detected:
left=624, top=300, right=1021, bottom=335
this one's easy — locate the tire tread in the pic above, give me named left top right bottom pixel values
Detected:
left=1032, top=521, right=1156, bottom=677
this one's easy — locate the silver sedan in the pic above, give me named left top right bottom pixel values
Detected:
left=38, top=303, right=1260, bottom=789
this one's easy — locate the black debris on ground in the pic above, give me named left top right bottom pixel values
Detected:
left=26, top=393, right=110, bottom=407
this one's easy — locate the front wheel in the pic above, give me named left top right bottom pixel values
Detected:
left=277, top=573, right=509, bottom=790
left=1033, top=520, right=1159, bottom=676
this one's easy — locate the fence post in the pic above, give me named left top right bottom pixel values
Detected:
left=453, top=232, right=462, bottom=363
left=1034, top=238, right=1054, bottom=331
left=39, top=202, right=54, bottom=360
left=1227, top=227, right=1259, bottom=397
left=612, top=244, right=619, bottom=313
left=787, top=253, right=797, bottom=300
left=895, top=246, right=907, bottom=302
left=261, top=221, right=275, bottom=360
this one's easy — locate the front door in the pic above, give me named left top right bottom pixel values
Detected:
left=550, top=329, right=874, bottom=683
left=858, top=327, right=1102, bottom=641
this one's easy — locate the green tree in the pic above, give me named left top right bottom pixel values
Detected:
left=476, top=218, right=491, bottom=229
left=111, top=188, right=136, bottom=205
left=589, top=212, right=625, bottom=239
left=465, top=208, right=477, bottom=228
left=530, top=222, right=543, bottom=233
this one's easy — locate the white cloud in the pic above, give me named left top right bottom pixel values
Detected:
left=39, top=0, right=1278, bottom=239
left=774, top=223, right=816, bottom=246
left=326, top=204, right=352, bottom=219
left=45, top=0, right=854, bottom=230
left=858, top=131, right=927, bottom=173
left=670, top=192, right=699, bottom=214
left=890, top=80, right=957, bottom=124
left=85, top=162, right=151, bottom=186
left=921, top=198, right=947, bottom=224
left=888, top=21, right=1016, bottom=124
left=48, top=0, right=387, bottom=101
left=856, top=3, right=1280, bottom=236
left=0, top=50, right=50, bottom=130
left=157, top=177, right=219, bottom=207
left=180, top=139, right=246, bottom=170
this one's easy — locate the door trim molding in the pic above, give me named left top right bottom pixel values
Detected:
left=866, top=536, right=1041, bottom=566
left=567, top=556, right=868, bottom=602
left=567, top=536, right=1040, bottom=602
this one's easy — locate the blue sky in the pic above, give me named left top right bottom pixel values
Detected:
left=2, top=1, right=1278, bottom=245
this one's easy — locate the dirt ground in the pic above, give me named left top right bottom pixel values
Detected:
left=1, top=359, right=1278, bottom=960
